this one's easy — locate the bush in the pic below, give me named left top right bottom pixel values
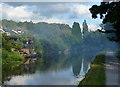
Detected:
left=8, top=53, right=24, bottom=61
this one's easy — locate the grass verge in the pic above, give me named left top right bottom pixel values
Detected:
left=79, top=54, right=105, bottom=86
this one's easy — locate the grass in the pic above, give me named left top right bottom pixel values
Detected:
left=79, top=54, right=105, bottom=86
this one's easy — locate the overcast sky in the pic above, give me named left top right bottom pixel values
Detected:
left=0, top=2, right=102, bottom=31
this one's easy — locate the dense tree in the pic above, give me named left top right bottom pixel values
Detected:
left=72, top=22, right=82, bottom=40
left=89, top=1, right=120, bottom=42
left=83, top=20, right=88, bottom=34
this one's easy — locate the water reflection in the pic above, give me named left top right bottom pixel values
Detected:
left=4, top=54, right=92, bottom=85
left=23, top=63, right=36, bottom=74
left=71, top=55, right=82, bottom=77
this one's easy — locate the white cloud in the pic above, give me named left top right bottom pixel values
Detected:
left=88, top=24, right=100, bottom=31
left=1, top=3, right=91, bottom=20
left=71, top=4, right=91, bottom=18
left=1, top=3, right=35, bottom=21
left=0, top=2, right=101, bottom=29
left=1, top=0, right=102, bottom=3
left=0, top=3, right=68, bottom=24
left=29, top=3, right=71, bottom=18
left=50, top=3, right=70, bottom=13
left=39, top=17, right=68, bottom=24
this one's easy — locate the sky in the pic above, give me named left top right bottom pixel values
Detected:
left=0, top=2, right=102, bottom=31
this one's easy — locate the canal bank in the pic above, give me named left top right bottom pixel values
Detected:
left=79, top=54, right=106, bottom=86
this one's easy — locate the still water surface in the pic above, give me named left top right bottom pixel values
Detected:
left=4, top=54, right=91, bottom=85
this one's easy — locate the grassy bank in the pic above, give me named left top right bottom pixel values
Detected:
left=79, top=54, right=105, bottom=86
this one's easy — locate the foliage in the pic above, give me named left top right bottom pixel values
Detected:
left=0, top=19, right=17, bottom=30
left=2, top=34, right=23, bottom=51
left=89, top=1, right=120, bottom=42
left=2, top=34, right=24, bottom=82
left=1, top=20, right=81, bottom=55
left=1, top=19, right=118, bottom=58
left=72, top=22, right=82, bottom=40
left=83, top=20, right=88, bottom=34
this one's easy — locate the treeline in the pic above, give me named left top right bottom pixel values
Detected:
left=1, top=19, right=118, bottom=58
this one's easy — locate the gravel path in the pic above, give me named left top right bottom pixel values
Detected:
left=105, top=52, right=120, bottom=86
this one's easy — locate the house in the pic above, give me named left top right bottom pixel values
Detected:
left=23, top=40, right=34, bottom=48
left=16, top=29, right=22, bottom=33
left=4, top=36, right=18, bottom=41
left=3, top=28, right=15, bottom=34
left=13, top=28, right=24, bottom=34
left=1, top=28, right=16, bottom=36
left=19, top=39, right=35, bottom=58
left=0, top=28, right=5, bottom=33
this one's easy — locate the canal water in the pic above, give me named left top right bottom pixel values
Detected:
left=3, top=54, right=92, bottom=85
